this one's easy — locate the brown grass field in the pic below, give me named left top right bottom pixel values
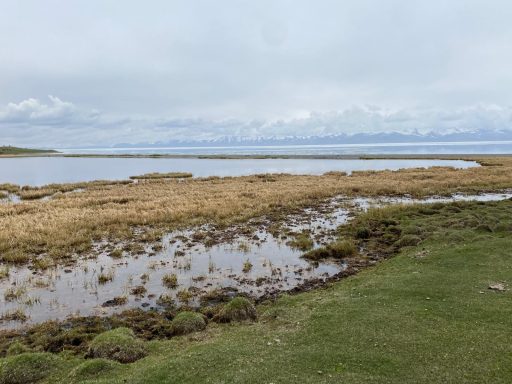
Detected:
left=0, top=156, right=511, bottom=266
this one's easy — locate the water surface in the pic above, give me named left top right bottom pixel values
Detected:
left=0, top=157, right=478, bottom=186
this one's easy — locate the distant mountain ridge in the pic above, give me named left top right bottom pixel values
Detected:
left=110, top=128, right=512, bottom=148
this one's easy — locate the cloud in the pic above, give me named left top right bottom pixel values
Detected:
left=1, top=1, right=512, bottom=122
left=1, top=97, right=512, bottom=147
left=0, top=96, right=99, bottom=126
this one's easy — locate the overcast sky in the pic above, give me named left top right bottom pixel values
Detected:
left=1, top=0, right=512, bottom=147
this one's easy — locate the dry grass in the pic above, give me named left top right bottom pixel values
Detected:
left=130, top=172, right=193, bottom=179
left=0, top=157, right=511, bottom=266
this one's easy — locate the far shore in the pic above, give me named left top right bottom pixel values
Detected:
left=1, top=152, right=512, bottom=160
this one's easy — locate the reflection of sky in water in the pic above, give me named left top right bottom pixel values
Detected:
left=1, top=191, right=511, bottom=329
left=0, top=157, right=478, bottom=186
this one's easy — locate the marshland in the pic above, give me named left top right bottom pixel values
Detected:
left=0, top=155, right=511, bottom=383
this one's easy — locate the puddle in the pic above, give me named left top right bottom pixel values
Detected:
left=352, top=191, right=512, bottom=211
left=1, top=191, right=511, bottom=328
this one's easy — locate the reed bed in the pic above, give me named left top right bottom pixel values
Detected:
left=0, top=157, right=511, bottom=266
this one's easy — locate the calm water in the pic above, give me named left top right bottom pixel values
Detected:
left=0, top=157, right=478, bottom=186
left=61, top=141, right=512, bottom=155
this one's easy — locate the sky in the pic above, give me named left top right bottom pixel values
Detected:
left=1, top=0, right=512, bottom=147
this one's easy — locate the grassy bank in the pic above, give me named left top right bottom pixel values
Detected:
left=1, top=157, right=512, bottom=266
left=0, top=146, right=58, bottom=156
left=1, top=199, right=511, bottom=383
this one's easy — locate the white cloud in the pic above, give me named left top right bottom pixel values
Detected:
left=1, top=97, right=511, bottom=147
left=0, top=96, right=99, bottom=126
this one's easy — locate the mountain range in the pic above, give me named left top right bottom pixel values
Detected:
left=110, top=128, right=512, bottom=148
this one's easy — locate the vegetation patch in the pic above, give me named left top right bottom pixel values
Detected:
left=1, top=157, right=510, bottom=267
left=162, top=273, right=178, bottom=289
left=302, top=239, right=357, bottom=260
left=214, top=297, right=257, bottom=323
left=69, top=358, right=119, bottom=380
left=86, top=327, right=147, bottom=364
left=0, top=352, right=58, bottom=384
left=0, top=146, right=58, bottom=155
left=171, top=311, right=207, bottom=335
left=286, top=232, right=314, bottom=251
left=130, top=172, right=193, bottom=180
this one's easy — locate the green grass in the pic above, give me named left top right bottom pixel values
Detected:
left=0, top=146, right=58, bottom=155
left=6, top=200, right=512, bottom=383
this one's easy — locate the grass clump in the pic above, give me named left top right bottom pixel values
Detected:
left=98, top=271, right=114, bottom=284
left=130, top=172, right=193, bottom=180
left=242, top=259, right=253, bottom=273
left=5, top=342, right=29, bottom=357
left=395, top=234, right=422, bottom=247
left=171, top=312, right=207, bottom=335
left=87, top=327, right=147, bottom=364
left=286, top=232, right=314, bottom=251
left=3, top=287, right=26, bottom=302
left=0, top=309, right=27, bottom=323
left=0, top=352, right=58, bottom=384
left=109, top=249, right=123, bottom=259
left=69, top=358, right=119, bottom=380
left=0, top=267, right=9, bottom=280
left=214, top=297, right=257, bottom=323
left=162, top=273, right=178, bottom=289
left=303, top=240, right=357, bottom=261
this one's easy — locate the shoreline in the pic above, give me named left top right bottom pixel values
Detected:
left=1, top=152, right=511, bottom=160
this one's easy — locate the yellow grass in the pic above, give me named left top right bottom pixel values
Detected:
left=0, top=157, right=511, bottom=265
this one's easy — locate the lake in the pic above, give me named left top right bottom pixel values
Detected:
left=0, top=157, right=479, bottom=186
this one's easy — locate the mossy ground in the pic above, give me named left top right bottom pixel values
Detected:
left=2, top=199, right=512, bottom=383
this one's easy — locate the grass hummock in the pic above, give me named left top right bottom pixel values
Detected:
left=171, top=311, right=207, bottom=335
left=86, top=327, right=147, bottom=364
left=0, top=352, right=59, bottom=383
left=214, top=296, right=257, bottom=323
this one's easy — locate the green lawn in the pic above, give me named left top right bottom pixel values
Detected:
left=4, top=200, right=512, bottom=383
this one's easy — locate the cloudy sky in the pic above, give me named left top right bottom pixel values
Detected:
left=1, top=0, right=512, bottom=147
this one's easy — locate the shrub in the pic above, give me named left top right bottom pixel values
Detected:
left=171, top=312, right=206, bottom=335
left=0, top=352, right=58, bottom=384
left=87, top=327, right=147, bottom=364
left=214, top=297, right=257, bottom=323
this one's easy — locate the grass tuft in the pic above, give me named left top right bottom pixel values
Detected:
left=86, top=327, right=147, bottom=364
left=171, top=312, right=207, bottom=335
left=214, top=297, right=257, bottom=323
left=0, top=352, right=58, bottom=384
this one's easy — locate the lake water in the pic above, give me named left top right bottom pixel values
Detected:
left=61, top=141, right=512, bottom=155
left=0, top=157, right=479, bottom=186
